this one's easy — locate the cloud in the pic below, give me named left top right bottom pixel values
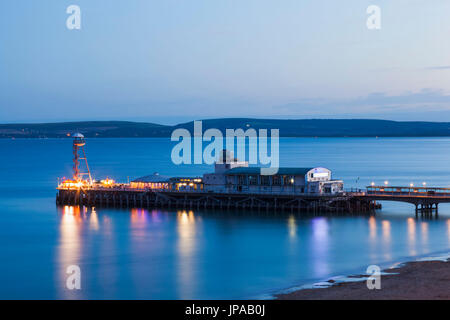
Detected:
left=426, top=66, right=450, bottom=70
left=274, top=89, right=450, bottom=119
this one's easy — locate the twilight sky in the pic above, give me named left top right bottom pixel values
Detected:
left=1, top=0, right=450, bottom=124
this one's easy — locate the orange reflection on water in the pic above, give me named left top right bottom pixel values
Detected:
left=368, top=216, right=377, bottom=242
left=131, top=208, right=149, bottom=222
left=421, top=221, right=429, bottom=253
left=381, top=220, right=391, bottom=242
left=407, top=218, right=416, bottom=256
left=58, top=205, right=83, bottom=298
left=367, top=216, right=378, bottom=261
left=381, top=220, right=391, bottom=260
left=131, top=208, right=138, bottom=221
left=288, top=215, right=297, bottom=240
left=151, top=210, right=163, bottom=223
left=176, top=210, right=197, bottom=299
left=89, top=207, right=99, bottom=231
left=130, top=208, right=149, bottom=240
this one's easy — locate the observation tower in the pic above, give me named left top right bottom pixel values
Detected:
left=72, top=133, right=92, bottom=184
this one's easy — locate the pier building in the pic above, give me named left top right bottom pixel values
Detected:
left=202, top=150, right=343, bottom=195
left=131, top=173, right=203, bottom=192
left=130, top=173, right=171, bottom=190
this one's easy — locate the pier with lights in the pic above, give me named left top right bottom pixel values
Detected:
left=56, top=134, right=450, bottom=217
left=365, top=185, right=450, bottom=217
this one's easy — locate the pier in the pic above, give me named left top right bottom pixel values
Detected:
left=56, top=185, right=450, bottom=217
left=55, top=133, right=450, bottom=217
left=56, top=187, right=378, bottom=215
left=361, top=186, right=450, bottom=217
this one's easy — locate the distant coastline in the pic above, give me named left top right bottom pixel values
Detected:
left=2, top=118, right=450, bottom=138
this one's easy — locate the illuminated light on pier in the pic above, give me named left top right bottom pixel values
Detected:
left=58, top=179, right=88, bottom=189
left=101, top=178, right=115, bottom=186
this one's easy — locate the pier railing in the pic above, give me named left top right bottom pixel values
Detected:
left=57, top=184, right=353, bottom=197
left=366, top=186, right=450, bottom=197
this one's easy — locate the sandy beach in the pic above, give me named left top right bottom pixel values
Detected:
left=277, top=258, right=450, bottom=300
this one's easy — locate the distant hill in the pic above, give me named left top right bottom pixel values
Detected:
left=0, top=121, right=172, bottom=138
left=1, top=119, right=450, bottom=138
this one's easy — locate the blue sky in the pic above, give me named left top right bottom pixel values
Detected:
left=1, top=0, right=450, bottom=123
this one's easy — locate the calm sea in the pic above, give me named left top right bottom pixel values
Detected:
left=1, top=137, right=450, bottom=299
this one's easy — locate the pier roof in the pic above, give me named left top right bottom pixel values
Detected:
left=224, top=167, right=315, bottom=175
left=133, top=173, right=171, bottom=183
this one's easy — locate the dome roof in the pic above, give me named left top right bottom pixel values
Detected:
left=72, top=133, right=84, bottom=138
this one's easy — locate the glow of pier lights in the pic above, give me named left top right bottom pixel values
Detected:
left=371, top=182, right=375, bottom=186
left=384, top=181, right=389, bottom=186
left=410, top=183, right=414, bottom=187
left=311, top=218, right=330, bottom=277
left=407, top=218, right=417, bottom=256
left=381, top=220, right=392, bottom=260
left=422, top=182, right=427, bottom=187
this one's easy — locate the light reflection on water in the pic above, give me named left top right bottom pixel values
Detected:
left=448, top=219, right=450, bottom=244
left=58, top=206, right=82, bottom=299
left=407, top=218, right=416, bottom=256
left=381, top=220, right=392, bottom=260
left=287, top=215, right=297, bottom=240
left=176, top=210, right=199, bottom=299
left=310, top=218, right=330, bottom=278
left=421, top=221, right=429, bottom=254
left=51, top=205, right=450, bottom=299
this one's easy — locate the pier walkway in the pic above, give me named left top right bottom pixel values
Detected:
left=358, top=186, right=450, bottom=217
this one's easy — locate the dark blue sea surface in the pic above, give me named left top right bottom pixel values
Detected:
left=0, top=137, right=450, bottom=299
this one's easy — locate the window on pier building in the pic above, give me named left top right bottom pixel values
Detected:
left=272, top=175, right=281, bottom=186
left=260, top=175, right=270, bottom=186
left=238, top=175, right=246, bottom=185
left=283, top=175, right=295, bottom=185
left=248, top=175, right=258, bottom=185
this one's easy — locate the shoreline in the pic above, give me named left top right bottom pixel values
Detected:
left=276, top=254, right=450, bottom=300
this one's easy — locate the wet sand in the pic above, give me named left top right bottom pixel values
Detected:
left=277, top=259, right=450, bottom=300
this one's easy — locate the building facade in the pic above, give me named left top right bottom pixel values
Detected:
left=203, top=152, right=343, bottom=195
left=132, top=151, right=343, bottom=195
